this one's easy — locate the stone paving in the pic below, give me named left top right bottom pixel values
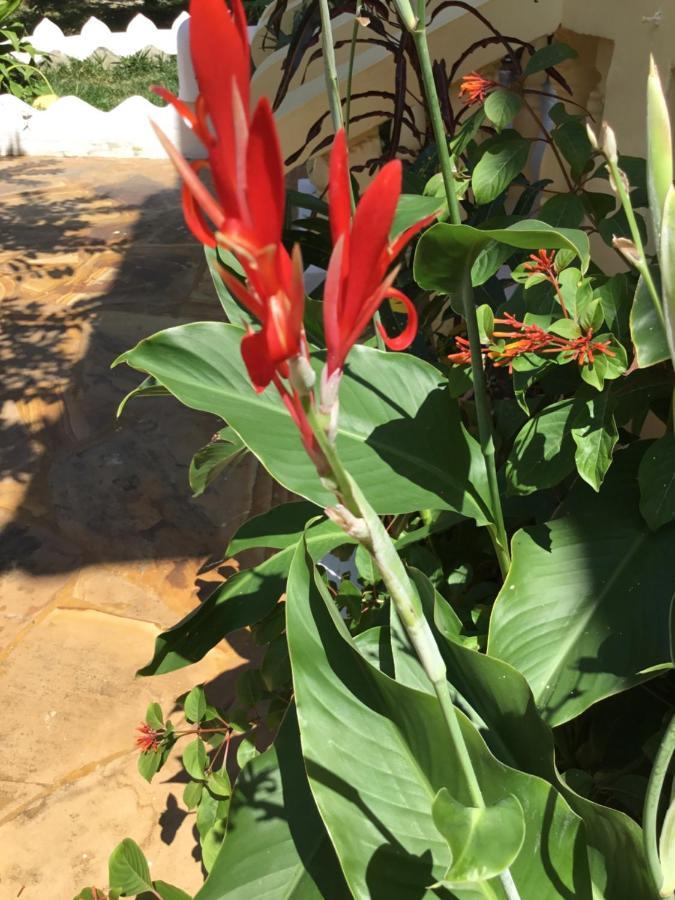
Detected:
left=0, top=157, right=286, bottom=897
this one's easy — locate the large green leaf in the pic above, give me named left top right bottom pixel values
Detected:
left=138, top=519, right=349, bottom=675
left=391, top=194, right=445, bottom=238
left=286, top=541, right=595, bottom=899
left=414, top=220, right=589, bottom=295
left=401, top=570, right=655, bottom=899
left=115, top=323, right=491, bottom=522
left=524, top=42, right=577, bottom=76
left=432, top=790, right=525, bottom=886
left=227, top=501, right=323, bottom=555
left=505, top=398, right=577, bottom=495
left=197, top=708, right=347, bottom=899
left=659, top=184, right=675, bottom=366
left=189, top=427, right=247, bottom=497
left=472, top=132, right=530, bottom=205
left=638, top=434, right=675, bottom=530
left=570, top=394, right=618, bottom=492
left=489, top=447, right=675, bottom=726
left=483, top=89, right=523, bottom=132
left=630, top=271, right=669, bottom=368
left=108, top=839, right=153, bottom=896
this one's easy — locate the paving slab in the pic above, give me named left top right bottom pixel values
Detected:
left=0, top=157, right=288, bottom=898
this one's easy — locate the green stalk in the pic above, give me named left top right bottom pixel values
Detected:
left=411, top=16, right=510, bottom=575
left=306, top=403, right=521, bottom=899
left=318, top=0, right=345, bottom=133
left=606, top=154, right=665, bottom=329
left=305, top=403, right=483, bottom=806
left=643, top=713, right=675, bottom=897
left=344, top=0, right=362, bottom=136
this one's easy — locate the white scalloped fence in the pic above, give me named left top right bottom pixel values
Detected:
left=23, top=13, right=189, bottom=61
left=0, top=15, right=267, bottom=158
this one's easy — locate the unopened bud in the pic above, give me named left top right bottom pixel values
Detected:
left=391, top=0, right=418, bottom=32
left=355, top=15, right=370, bottom=26
left=612, top=236, right=641, bottom=266
left=585, top=123, right=599, bottom=150
left=288, top=354, right=316, bottom=397
left=600, top=121, right=618, bottom=165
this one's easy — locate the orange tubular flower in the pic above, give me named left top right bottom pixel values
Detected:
left=523, top=249, right=557, bottom=279
left=459, top=71, right=498, bottom=105
left=151, top=0, right=304, bottom=393
left=323, top=129, right=435, bottom=382
left=136, top=723, right=163, bottom=753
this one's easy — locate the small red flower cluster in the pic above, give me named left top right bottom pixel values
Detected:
left=154, top=0, right=434, bottom=455
left=448, top=312, right=615, bottom=374
left=459, top=72, right=498, bottom=105
left=135, top=722, right=164, bottom=753
left=523, top=249, right=557, bottom=280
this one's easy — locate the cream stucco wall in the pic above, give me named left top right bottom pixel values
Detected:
left=252, top=0, right=674, bottom=176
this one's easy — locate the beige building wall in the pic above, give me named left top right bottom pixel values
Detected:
left=251, top=0, right=674, bottom=181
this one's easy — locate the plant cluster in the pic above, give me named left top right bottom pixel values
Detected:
left=0, top=0, right=52, bottom=101
left=76, top=0, right=675, bottom=898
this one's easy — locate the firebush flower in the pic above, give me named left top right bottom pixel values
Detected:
left=151, top=0, right=304, bottom=392
left=136, top=722, right=163, bottom=753
left=459, top=71, right=497, bottom=105
left=523, top=249, right=557, bottom=279
left=448, top=311, right=616, bottom=374
left=324, top=129, right=434, bottom=382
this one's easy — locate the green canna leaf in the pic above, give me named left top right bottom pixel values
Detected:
left=659, top=184, right=675, bottom=367
left=647, top=56, right=673, bottom=250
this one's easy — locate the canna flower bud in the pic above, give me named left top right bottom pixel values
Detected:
left=585, top=122, right=599, bottom=150
left=600, top=121, right=618, bottom=165
left=612, top=235, right=641, bottom=266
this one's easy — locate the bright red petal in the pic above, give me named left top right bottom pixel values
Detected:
left=241, top=328, right=276, bottom=391
left=152, top=122, right=226, bottom=232
left=328, top=129, right=351, bottom=246
left=376, top=288, right=418, bottom=351
left=345, top=160, right=401, bottom=323
left=190, top=0, right=249, bottom=188
left=323, top=234, right=346, bottom=374
left=388, top=211, right=438, bottom=260
left=218, top=263, right=264, bottom=319
left=245, top=98, right=285, bottom=247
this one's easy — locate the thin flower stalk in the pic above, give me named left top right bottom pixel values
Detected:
left=406, top=4, right=510, bottom=578
left=523, top=249, right=570, bottom=318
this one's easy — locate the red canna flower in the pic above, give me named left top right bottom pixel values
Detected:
left=151, top=0, right=304, bottom=392
left=323, top=129, right=436, bottom=383
left=459, top=71, right=497, bottom=105
left=136, top=722, right=163, bottom=753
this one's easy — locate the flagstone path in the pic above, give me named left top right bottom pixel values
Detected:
left=0, top=157, right=287, bottom=898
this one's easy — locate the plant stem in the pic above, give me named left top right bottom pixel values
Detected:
left=412, top=20, right=509, bottom=576
left=520, top=95, right=575, bottom=193
left=606, top=156, right=666, bottom=329
left=344, top=0, right=362, bottom=136
left=318, top=0, right=345, bottom=134
left=643, top=712, right=675, bottom=897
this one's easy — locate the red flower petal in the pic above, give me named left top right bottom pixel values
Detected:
left=328, top=129, right=351, bottom=247
left=245, top=98, right=285, bottom=247
left=151, top=122, right=225, bottom=231
left=241, top=329, right=277, bottom=391
left=190, top=0, right=249, bottom=133
left=324, top=233, right=346, bottom=373
left=376, top=288, right=418, bottom=351
left=345, top=159, right=401, bottom=324
left=388, top=211, right=438, bottom=259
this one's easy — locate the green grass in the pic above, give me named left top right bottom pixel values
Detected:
left=44, top=51, right=179, bottom=111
